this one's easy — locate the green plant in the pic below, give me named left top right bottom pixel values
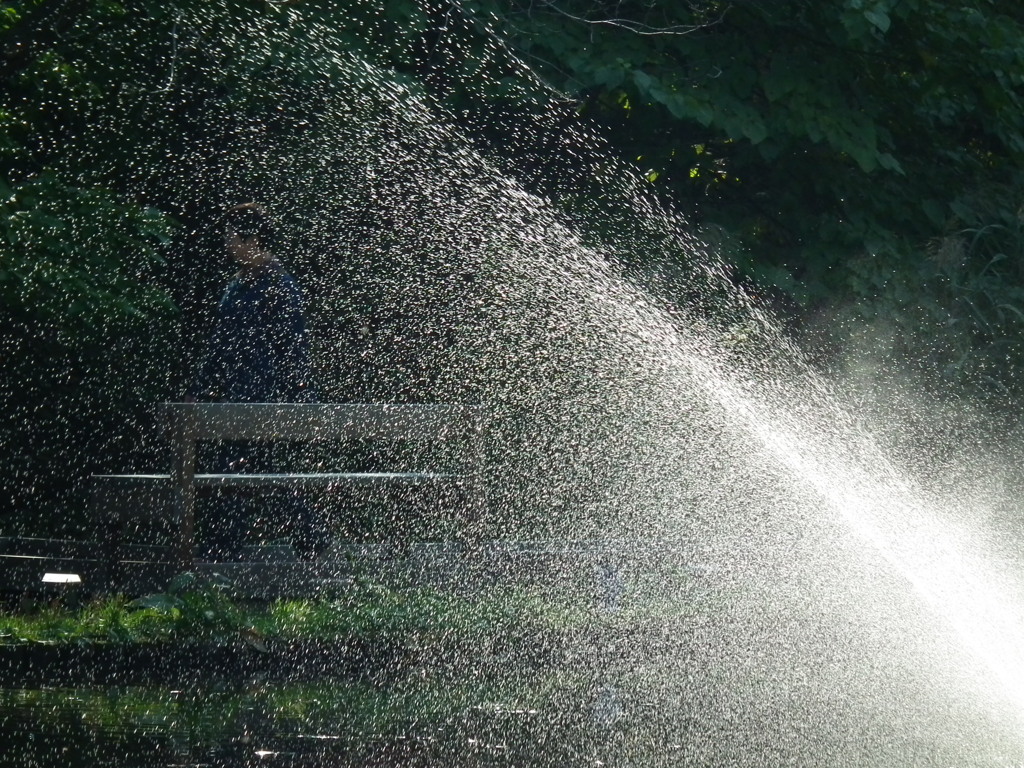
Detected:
left=128, top=571, right=250, bottom=641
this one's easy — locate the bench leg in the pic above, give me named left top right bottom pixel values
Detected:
left=168, top=405, right=198, bottom=570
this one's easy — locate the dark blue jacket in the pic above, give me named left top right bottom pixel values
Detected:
left=191, top=263, right=316, bottom=403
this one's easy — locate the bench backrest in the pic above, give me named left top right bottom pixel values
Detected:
left=98, top=403, right=486, bottom=571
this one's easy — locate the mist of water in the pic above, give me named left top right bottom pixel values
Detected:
left=28, top=1, right=1024, bottom=763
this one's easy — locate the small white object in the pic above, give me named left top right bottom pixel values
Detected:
left=41, top=573, right=81, bottom=584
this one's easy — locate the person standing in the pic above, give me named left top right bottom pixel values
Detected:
left=191, top=203, right=315, bottom=405
left=189, top=203, right=328, bottom=560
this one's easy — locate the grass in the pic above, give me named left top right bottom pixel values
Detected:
left=0, top=578, right=587, bottom=647
left=0, top=564, right=713, bottom=647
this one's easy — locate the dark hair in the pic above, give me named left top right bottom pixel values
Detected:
left=224, top=203, right=278, bottom=249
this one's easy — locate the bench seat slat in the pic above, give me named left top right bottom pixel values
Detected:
left=0, top=537, right=101, bottom=560
left=195, top=472, right=455, bottom=486
left=95, top=472, right=456, bottom=487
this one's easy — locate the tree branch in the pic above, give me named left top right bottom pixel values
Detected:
left=534, top=0, right=727, bottom=37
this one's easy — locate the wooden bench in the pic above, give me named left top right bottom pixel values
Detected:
left=93, top=402, right=487, bottom=570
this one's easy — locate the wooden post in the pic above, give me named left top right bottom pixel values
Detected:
left=468, top=409, right=487, bottom=539
left=166, top=403, right=198, bottom=569
left=93, top=479, right=121, bottom=592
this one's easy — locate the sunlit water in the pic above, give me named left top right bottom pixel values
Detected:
left=11, top=1, right=1024, bottom=765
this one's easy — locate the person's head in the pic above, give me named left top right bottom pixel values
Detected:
left=223, top=203, right=277, bottom=268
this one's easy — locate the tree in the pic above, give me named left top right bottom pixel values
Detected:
left=451, top=0, right=1024, bottom=399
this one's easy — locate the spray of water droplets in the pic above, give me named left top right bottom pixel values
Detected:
left=8, top=1, right=1024, bottom=764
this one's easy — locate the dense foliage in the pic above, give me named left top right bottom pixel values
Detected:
left=453, top=0, right=1024, bottom=396
left=3, top=0, right=1024, bottom=533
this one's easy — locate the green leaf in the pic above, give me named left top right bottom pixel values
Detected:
left=129, top=594, right=182, bottom=613
left=876, top=152, right=903, bottom=173
left=167, top=571, right=198, bottom=595
left=742, top=117, right=768, bottom=145
left=864, top=8, right=891, bottom=33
